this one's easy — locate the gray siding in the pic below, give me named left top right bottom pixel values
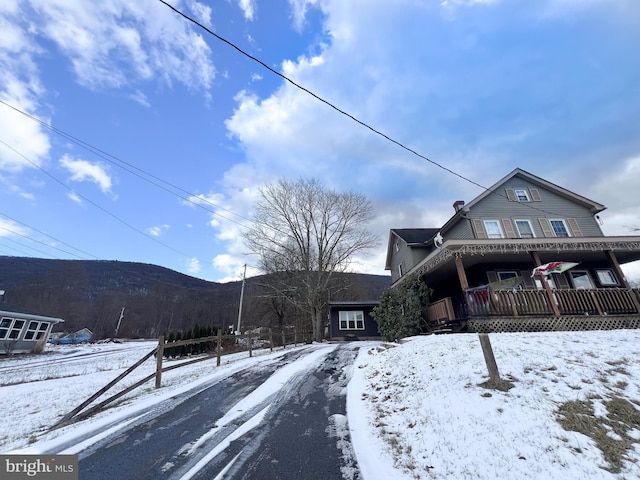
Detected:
left=462, top=176, right=604, bottom=239
left=389, top=236, right=429, bottom=283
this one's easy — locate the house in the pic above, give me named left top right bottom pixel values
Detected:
left=385, top=168, right=640, bottom=333
left=0, top=305, right=64, bottom=354
left=328, top=301, right=381, bottom=340
left=51, top=328, right=93, bottom=345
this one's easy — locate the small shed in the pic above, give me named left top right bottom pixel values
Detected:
left=0, top=306, right=65, bottom=354
left=328, top=301, right=381, bottom=341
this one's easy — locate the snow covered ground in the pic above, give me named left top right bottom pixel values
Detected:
left=2, top=330, right=640, bottom=479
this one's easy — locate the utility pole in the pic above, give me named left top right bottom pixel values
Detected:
left=114, top=307, right=125, bottom=338
left=236, top=264, right=247, bottom=335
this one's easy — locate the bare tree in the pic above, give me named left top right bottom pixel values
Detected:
left=243, top=179, right=378, bottom=341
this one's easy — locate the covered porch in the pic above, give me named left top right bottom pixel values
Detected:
left=406, top=237, right=640, bottom=331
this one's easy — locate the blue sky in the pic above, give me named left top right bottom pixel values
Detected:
left=1, top=0, right=639, bottom=283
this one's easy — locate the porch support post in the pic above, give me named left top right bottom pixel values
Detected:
left=537, top=273, right=561, bottom=317
left=606, top=250, right=640, bottom=313
left=531, top=251, right=542, bottom=267
left=455, top=254, right=469, bottom=290
left=531, top=251, right=560, bottom=316
left=605, top=250, right=632, bottom=289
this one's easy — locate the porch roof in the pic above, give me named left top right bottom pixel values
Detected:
left=394, top=236, right=640, bottom=286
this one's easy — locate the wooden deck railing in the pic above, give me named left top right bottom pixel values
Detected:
left=427, top=297, right=455, bottom=323
left=460, top=287, right=640, bottom=318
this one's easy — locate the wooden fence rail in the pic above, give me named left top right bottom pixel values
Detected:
left=53, top=327, right=308, bottom=429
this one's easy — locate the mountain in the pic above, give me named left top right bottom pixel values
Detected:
left=0, top=256, right=390, bottom=339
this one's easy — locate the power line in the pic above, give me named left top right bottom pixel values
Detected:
left=157, top=0, right=573, bottom=220
left=0, top=138, right=194, bottom=260
left=0, top=99, right=252, bottom=230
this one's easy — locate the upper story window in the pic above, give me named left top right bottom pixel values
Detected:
left=550, top=219, right=570, bottom=237
left=483, top=220, right=504, bottom=239
left=514, top=219, right=535, bottom=238
left=394, top=239, right=400, bottom=252
left=514, top=189, right=530, bottom=202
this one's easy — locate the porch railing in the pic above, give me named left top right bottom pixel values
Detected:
left=461, top=287, right=640, bottom=318
left=426, top=297, right=455, bottom=324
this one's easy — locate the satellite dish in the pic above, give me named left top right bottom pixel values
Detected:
left=434, top=232, right=444, bottom=248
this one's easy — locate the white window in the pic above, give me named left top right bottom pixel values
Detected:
left=24, top=321, right=49, bottom=340
left=0, top=318, right=26, bottom=340
left=339, top=311, right=365, bottom=330
left=514, top=219, right=535, bottom=238
left=514, top=189, right=530, bottom=202
left=0, top=318, right=11, bottom=339
left=394, top=240, right=400, bottom=252
left=570, top=270, right=594, bottom=289
left=549, top=219, right=570, bottom=237
left=596, top=269, right=618, bottom=286
left=483, top=220, right=504, bottom=239
left=398, top=263, right=404, bottom=277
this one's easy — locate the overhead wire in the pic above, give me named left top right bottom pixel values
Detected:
left=157, top=0, right=580, bottom=221
left=0, top=138, right=194, bottom=260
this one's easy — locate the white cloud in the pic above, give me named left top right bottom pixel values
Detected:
left=59, top=155, right=113, bottom=193
left=186, top=0, right=212, bottom=27
left=146, top=224, right=170, bottom=237
left=25, top=0, right=215, bottom=93
left=0, top=217, right=29, bottom=238
left=212, top=254, right=246, bottom=282
left=187, top=257, right=201, bottom=274
left=238, top=0, right=256, bottom=21
left=288, top=0, right=319, bottom=31
left=67, top=191, right=82, bottom=204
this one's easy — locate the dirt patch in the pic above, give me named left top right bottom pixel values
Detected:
left=556, top=395, right=640, bottom=473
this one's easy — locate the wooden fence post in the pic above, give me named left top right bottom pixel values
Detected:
left=294, top=330, right=297, bottom=346
left=155, top=335, right=164, bottom=389
left=248, top=331, right=253, bottom=357
left=269, top=328, right=273, bottom=352
left=478, top=333, right=501, bottom=385
left=217, top=328, right=222, bottom=366
left=282, top=331, right=286, bottom=349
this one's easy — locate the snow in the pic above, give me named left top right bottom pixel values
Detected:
left=2, top=330, right=640, bottom=479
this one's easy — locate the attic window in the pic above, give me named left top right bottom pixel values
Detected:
left=514, top=189, right=530, bottom=202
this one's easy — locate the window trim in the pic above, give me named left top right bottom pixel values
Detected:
left=549, top=219, right=571, bottom=238
left=596, top=269, right=618, bottom=286
left=514, top=189, right=530, bottom=202
left=514, top=219, right=535, bottom=239
left=338, top=310, right=365, bottom=331
left=483, top=220, right=505, bottom=239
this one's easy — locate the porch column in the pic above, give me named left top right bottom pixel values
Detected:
left=606, top=250, right=640, bottom=313
left=454, top=254, right=469, bottom=290
left=531, top=251, right=560, bottom=317
left=531, top=251, right=542, bottom=267
left=605, top=250, right=632, bottom=289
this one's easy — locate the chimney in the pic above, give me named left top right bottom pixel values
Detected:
left=453, top=200, right=465, bottom=213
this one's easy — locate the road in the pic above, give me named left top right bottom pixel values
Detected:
left=70, top=344, right=362, bottom=480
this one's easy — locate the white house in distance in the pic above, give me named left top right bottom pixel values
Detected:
left=0, top=304, right=64, bottom=354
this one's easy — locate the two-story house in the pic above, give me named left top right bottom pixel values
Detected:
left=385, top=168, right=640, bottom=333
